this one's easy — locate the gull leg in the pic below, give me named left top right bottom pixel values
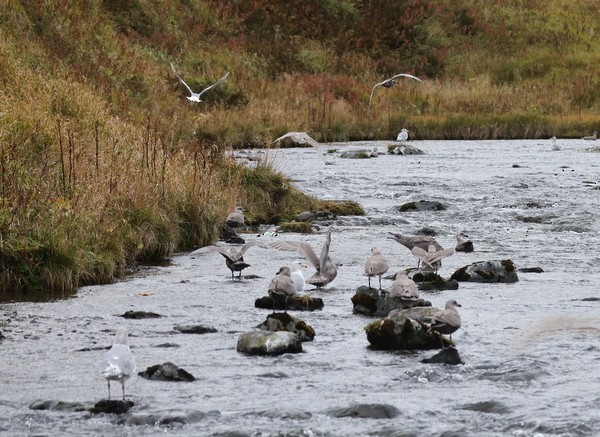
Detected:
left=107, top=381, right=111, bottom=400
left=121, top=381, right=126, bottom=401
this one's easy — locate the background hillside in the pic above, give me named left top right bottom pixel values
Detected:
left=0, top=0, right=599, bottom=298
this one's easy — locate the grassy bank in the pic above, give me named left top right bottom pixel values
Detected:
left=0, top=1, right=598, bottom=299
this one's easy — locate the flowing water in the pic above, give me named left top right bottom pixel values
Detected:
left=1, top=139, right=600, bottom=436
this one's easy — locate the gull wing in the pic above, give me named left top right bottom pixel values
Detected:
left=411, top=246, right=433, bottom=267
left=270, top=240, right=321, bottom=270
left=427, top=248, right=455, bottom=264
left=191, top=245, right=237, bottom=262
left=272, top=132, right=327, bottom=162
left=236, top=240, right=269, bottom=257
left=389, top=73, right=423, bottom=82
left=170, top=62, right=194, bottom=96
left=319, top=231, right=332, bottom=272
left=197, top=71, right=230, bottom=98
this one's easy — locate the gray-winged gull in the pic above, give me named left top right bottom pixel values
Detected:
left=428, top=299, right=462, bottom=347
left=389, top=271, right=419, bottom=300
left=270, top=231, right=339, bottom=289
left=389, top=231, right=444, bottom=269
left=191, top=240, right=268, bottom=280
left=100, top=327, right=135, bottom=400
left=226, top=206, right=245, bottom=228
left=272, top=132, right=333, bottom=165
left=170, top=62, right=229, bottom=103
left=368, top=73, right=423, bottom=110
left=364, top=247, right=389, bottom=289
left=397, top=128, right=409, bottom=142
left=268, top=266, right=297, bottom=312
left=411, top=244, right=454, bottom=274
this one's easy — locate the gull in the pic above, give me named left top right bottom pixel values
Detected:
left=100, top=328, right=135, bottom=401
left=190, top=241, right=268, bottom=280
left=270, top=231, right=339, bottom=289
left=170, top=62, right=229, bottom=102
left=364, top=247, right=389, bottom=289
left=427, top=300, right=462, bottom=347
left=368, top=73, right=423, bottom=110
left=268, top=266, right=297, bottom=312
left=397, top=128, right=409, bottom=142
left=550, top=136, right=561, bottom=151
left=290, top=261, right=307, bottom=292
left=411, top=244, right=455, bottom=274
left=389, top=231, right=444, bottom=269
left=389, top=271, right=419, bottom=301
left=226, top=206, right=245, bottom=228
left=583, top=131, right=598, bottom=141
left=272, top=132, right=333, bottom=165
left=455, top=232, right=474, bottom=253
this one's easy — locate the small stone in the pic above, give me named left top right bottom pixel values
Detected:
left=120, top=310, right=162, bottom=319
left=174, top=325, right=218, bottom=334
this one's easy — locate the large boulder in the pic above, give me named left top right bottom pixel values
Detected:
left=365, top=306, right=454, bottom=350
left=255, top=294, right=324, bottom=311
left=451, top=259, right=519, bottom=283
left=351, top=286, right=431, bottom=317
left=237, top=331, right=302, bottom=355
left=257, top=313, right=315, bottom=341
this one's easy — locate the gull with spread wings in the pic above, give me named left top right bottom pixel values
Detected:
left=170, top=62, right=229, bottom=102
left=368, top=73, right=423, bottom=110
left=272, top=132, right=333, bottom=165
left=190, top=241, right=267, bottom=280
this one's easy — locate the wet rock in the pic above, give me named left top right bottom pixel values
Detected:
left=451, top=259, right=519, bottom=283
left=455, top=240, right=474, bottom=253
left=580, top=297, right=600, bottom=302
left=89, top=399, right=134, bottom=415
left=0, top=331, right=4, bottom=340
left=365, top=306, right=454, bottom=350
left=409, top=271, right=460, bottom=291
left=138, top=362, right=196, bottom=382
left=351, top=286, right=431, bottom=317
left=397, top=200, right=446, bottom=212
left=125, top=410, right=219, bottom=426
left=339, top=149, right=378, bottom=159
left=421, top=347, right=463, bottom=365
left=327, top=403, right=400, bottom=419
left=257, top=312, right=315, bottom=341
left=154, top=342, right=181, bottom=348
left=120, top=310, right=162, bottom=319
left=30, top=400, right=89, bottom=412
left=254, top=294, right=324, bottom=311
left=237, top=331, right=302, bottom=356
left=244, top=409, right=312, bottom=420
left=174, top=324, right=218, bottom=334
left=387, top=144, right=425, bottom=155
left=459, top=400, right=511, bottom=414
left=519, top=266, right=544, bottom=273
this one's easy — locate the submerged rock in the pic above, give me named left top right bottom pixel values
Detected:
left=30, top=400, right=89, bottom=412
left=174, top=324, right=218, bottom=334
left=397, top=200, right=446, bottom=212
left=257, top=313, right=315, bottom=341
left=421, top=347, right=463, bottom=365
left=89, top=399, right=134, bottom=415
left=351, top=286, right=431, bottom=317
left=237, top=331, right=302, bottom=356
left=125, top=410, right=219, bottom=426
left=365, top=306, right=454, bottom=350
left=327, top=403, right=400, bottom=419
left=120, top=310, right=162, bottom=319
left=451, top=259, right=519, bottom=283
left=518, top=266, right=544, bottom=273
left=255, top=294, right=324, bottom=311
left=138, top=362, right=196, bottom=382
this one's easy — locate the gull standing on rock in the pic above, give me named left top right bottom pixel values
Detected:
left=191, top=241, right=267, bottom=280
left=170, top=62, right=229, bottom=103
left=364, top=247, right=389, bottom=289
left=389, top=271, right=419, bottom=300
left=268, top=266, right=297, bottom=312
left=100, top=328, right=135, bottom=401
left=411, top=244, right=455, bottom=274
left=397, top=128, right=409, bottom=142
left=368, top=73, right=423, bottom=110
left=270, top=231, right=339, bottom=289
left=428, top=300, right=462, bottom=347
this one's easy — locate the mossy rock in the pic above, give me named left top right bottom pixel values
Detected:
left=451, top=259, right=519, bottom=283
left=278, top=221, right=313, bottom=233
left=258, top=312, right=315, bottom=341
left=397, top=200, right=446, bottom=212
left=351, top=286, right=431, bottom=317
left=255, top=294, right=324, bottom=311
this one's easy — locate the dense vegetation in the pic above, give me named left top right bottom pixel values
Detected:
left=0, top=0, right=598, bottom=299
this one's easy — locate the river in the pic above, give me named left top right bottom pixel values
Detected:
left=1, top=139, right=600, bottom=436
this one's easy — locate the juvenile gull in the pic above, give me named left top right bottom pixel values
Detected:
left=100, top=328, right=135, bottom=400
left=583, top=131, right=598, bottom=141
left=270, top=231, right=339, bottom=289
left=290, top=261, right=307, bottom=292
left=389, top=271, right=419, bottom=300
left=226, top=206, right=245, bottom=228
left=455, top=232, right=474, bottom=253
left=397, top=128, right=409, bottom=142
left=268, top=266, right=297, bottom=312
left=411, top=244, right=455, bottom=274
left=272, top=132, right=332, bottom=165
left=170, top=62, right=229, bottom=103
left=368, top=73, right=423, bottom=110
left=389, top=231, right=444, bottom=269
left=428, top=299, right=462, bottom=347
left=191, top=241, right=267, bottom=280
left=364, top=247, right=389, bottom=289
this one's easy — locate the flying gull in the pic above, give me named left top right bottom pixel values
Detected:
left=270, top=231, right=339, bottom=289
left=428, top=299, right=462, bottom=347
left=368, top=73, right=423, bottom=110
left=100, top=327, right=135, bottom=400
left=170, top=62, right=229, bottom=103
left=364, top=247, right=389, bottom=289
left=191, top=241, right=267, bottom=280
left=272, top=132, right=333, bottom=165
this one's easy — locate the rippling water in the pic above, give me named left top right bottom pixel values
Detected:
left=2, top=140, right=600, bottom=436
